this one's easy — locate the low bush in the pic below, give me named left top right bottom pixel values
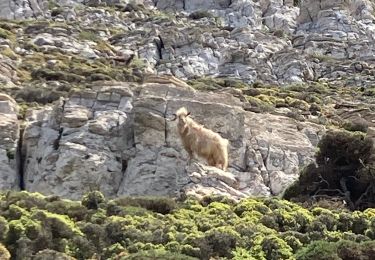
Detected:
left=114, top=196, right=177, bottom=214
left=0, top=191, right=373, bottom=259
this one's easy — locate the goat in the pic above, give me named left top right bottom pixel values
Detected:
left=170, top=107, right=229, bottom=171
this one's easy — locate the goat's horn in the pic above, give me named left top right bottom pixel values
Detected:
left=168, top=114, right=177, bottom=121
left=187, top=112, right=191, bottom=116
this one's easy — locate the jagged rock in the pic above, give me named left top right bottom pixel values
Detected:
left=21, top=84, right=134, bottom=200
left=296, top=0, right=375, bottom=52
left=269, top=170, right=299, bottom=195
left=155, top=0, right=231, bottom=12
left=0, top=0, right=375, bottom=86
left=21, top=80, right=324, bottom=199
left=0, top=56, right=19, bottom=88
left=0, top=94, right=19, bottom=190
left=244, top=110, right=325, bottom=195
left=0, top=0, right=46, bottom=19
left=261, top=0, right=299, bottom=34
left=183, top=162, right=271, bottom=200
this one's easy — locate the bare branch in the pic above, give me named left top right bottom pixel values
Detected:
left=354, top=185, right=373, bottom=208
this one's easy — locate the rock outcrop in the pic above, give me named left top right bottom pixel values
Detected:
left=0, top=0, right=374, bottom=87
left=21, top=79, right=324, bottom=199
left=0, top=93, right=19, bottom=190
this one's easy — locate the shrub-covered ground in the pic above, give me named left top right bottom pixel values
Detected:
left=0, top=191, right=374, bottom=259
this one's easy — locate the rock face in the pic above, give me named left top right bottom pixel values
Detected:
left=21, top=79, right=324, bottom=199
left=0, top=0, right=47, bottom=19
left=22, top=84, right=133, bottom=199
left=292, top=0, right=375, bottom=86
left=0, top=0, right=374, bottom=86
left=0, top=94, right=20, bottom=190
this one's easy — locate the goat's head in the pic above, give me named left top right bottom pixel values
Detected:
left=169, top=107, right=190, bottom=123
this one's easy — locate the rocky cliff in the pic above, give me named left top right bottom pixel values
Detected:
left=0, top=0, right=374, bottom=199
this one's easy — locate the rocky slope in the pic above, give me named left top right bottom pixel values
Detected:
left=0, top=0, right=374, bottom=199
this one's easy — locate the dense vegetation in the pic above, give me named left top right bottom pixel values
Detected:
left=284, top=129, right=375, bottom=211
left=0, top=190, right=374, bottom=260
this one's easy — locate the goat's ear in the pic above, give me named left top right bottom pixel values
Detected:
left=186, top=112, right=191, bottom=117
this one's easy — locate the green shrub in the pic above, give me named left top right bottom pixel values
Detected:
left=114, top=196, right=176, bottom=214
left=4, top=191, right=46, bottom=211
left=338, top=240, right=375, bottom=258
left=0, top=216, right=8, bottom=241
left=105, top=217, right=128, bottom=243
left=80, top=223, right=106, bottom=249
left=234, top=199, right=271, bottom=216
left=7, top=204, right=29, bottom=220
left=32, top=249, right=74, bottom=260
left=32, top=209, right=83, bottom=238
left=351, top=211, right=370, bottom=234
left=199, top=226, right=241, bottom=258
left=70, top=236, right=97, bottom=259
left=102, top=243, right=126, bottom=259
left=260, top=214, right=279, bottom=230
left=315, top=131, right=372, bottom=169
left=124, top=248, right=198, bottom=259
left=342, top=119, right=369, bottom=133
left=82, top=191, right=105, bottom=210
left=261, top=235, right=294, bottom=260
left=282, top=235, right=303, bottom=252
left=337, top=212, right=353, bottom=232
left=295, top=240, right=339, bottom=260
left=284, top=130, right=375, bottom=211
left=6, top=218, right=27, bottom=244
left=0, top=191, right=374, bottom=259
left=200, top=195, right=236, bottom=207
left=232, top=247, right=256, bottom=259
left=312, top=208, right=339, bottom=231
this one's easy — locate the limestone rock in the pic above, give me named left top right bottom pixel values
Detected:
left=0, top=0, right=46, bottom=19
left=0, top=0, right=375, bottom=87
left=0, top=93, right=20, bottom=190
left=22, top=81, right=324, bottom=199
left=22, top=84, right=134, bottom=200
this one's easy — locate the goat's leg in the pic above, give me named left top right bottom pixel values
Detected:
left=207, top=156, right=216, bottom=167
left=213, top=157, right=226, bottom=171
left=187, top=149, right=195, bottom=164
